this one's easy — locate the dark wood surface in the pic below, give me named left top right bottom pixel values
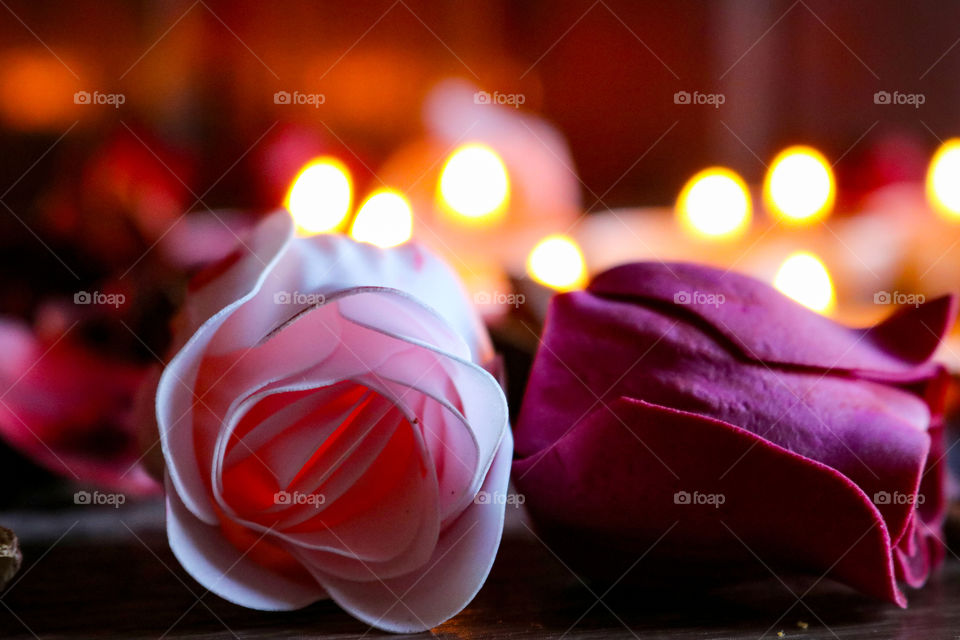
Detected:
left=1, top=500, right=959, bottom=639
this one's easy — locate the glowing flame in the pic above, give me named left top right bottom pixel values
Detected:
left=764, top=146, right=835, bottom=224
left=773, top=251, right=836, bottom=314
left=284, top=157, right=352, bottom=235
left=676, top=167, right=752, bottom=239
left=438, top=143, right=509, bottom=223
left=927, top=139, right=960, bottom=221
left=349, top=190, right=414, bottom=248
left=527, top=235, right=587, bottom=291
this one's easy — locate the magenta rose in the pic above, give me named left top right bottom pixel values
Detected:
left=514, top=262, right=955, bottom=605
left=145, top=211, right=511, bottom=632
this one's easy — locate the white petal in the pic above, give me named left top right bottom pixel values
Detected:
left=289, top=228, right=492, bottom=364
left=314, top=429, right=513, bottom=633
left=158, top=213, right=297, bottom=523
left=165, top=474, right=326, bottom=610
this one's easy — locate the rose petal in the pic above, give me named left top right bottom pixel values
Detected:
left=588, top=262, right=955, bottom=379
left=0, top=317, right=158, bottom=495
left=165, top=474, right=327, bottom=610
left=190, top=212, right=489, bottom=365
left=223, top=290, right=507, bottom=525
left=514, top=398, right=906, bottom=605
left=287, top=417, right=442, bottom=580
left=517, top=289, right=935, bottom=547
left=310, top=428, right=513, bottom=633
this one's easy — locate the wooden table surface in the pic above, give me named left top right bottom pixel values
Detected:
left=1, top=499, right=958, bottom=639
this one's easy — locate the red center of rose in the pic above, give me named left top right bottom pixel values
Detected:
left=196, top=380, right=421, bottom=579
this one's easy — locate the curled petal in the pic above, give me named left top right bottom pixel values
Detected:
left=313, top=429, right=513, bottom=633
left=515, top=398, right=906, bottom=605
left=165, top=475, right=326, bottom=610
left=589, top=262, right=955, bottom=378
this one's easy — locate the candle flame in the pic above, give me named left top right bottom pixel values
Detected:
left=676, top=167, right=752, bottom=239
left=349, top=190, right=414, bottom=248
left=927, top=139, right=960, bottom=221
left=773, top=251, right=835, bottom=314
left=764, top=146, right=835, bottom=224
left=527, top=235, right=587, bottom=291
left=284, top=157, right=352, bottom=235
left=438, top=143, right=509, bottom=223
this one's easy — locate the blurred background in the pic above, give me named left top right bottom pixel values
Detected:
left=2, top=0, right=960, bottom=504
left=1, top=1, right=958, bottom=205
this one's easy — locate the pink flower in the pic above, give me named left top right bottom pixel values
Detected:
left=514, top=262, right=955, bottom=606
left=0, top=318, right=157, bottom=495
left=148, top=211, right=511, bottom=632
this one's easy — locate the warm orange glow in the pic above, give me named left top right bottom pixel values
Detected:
left=0, top=51, right=80, bottom=130
left=764, top=146, right=835, bottom=224
left=927, top=139, right=960, bottom=221
left=527, top=235, right=587, bottom=291
left=676, top=167, right=752, bottom=239
left=438, top=143, right=509, bottom=224
left=284, top=158, right=352, bottom=235
left=349, top=190, right=414, bottom=248
left=774, top=251, right=836, bottom=313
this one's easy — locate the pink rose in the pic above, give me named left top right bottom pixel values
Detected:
left=514, top=262, right=955, bottom=606
left=148, top=211, right=511, bottom=632
left=0, top=317, right=157, bottom=495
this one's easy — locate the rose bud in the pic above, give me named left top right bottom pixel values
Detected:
left=514, top=262, right=955, bottom=606
left=143, top=211, right=511, bottom=632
